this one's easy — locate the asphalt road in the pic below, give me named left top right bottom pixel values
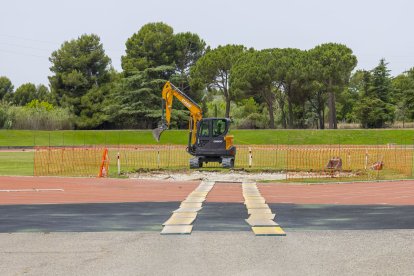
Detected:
left=2, top=202, right=414, bottom=275
left=1, top=202, right=414, bottom=232
left=1, top=231, right=413, bottom=275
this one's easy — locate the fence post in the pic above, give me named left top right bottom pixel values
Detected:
left=33, top=132, right=36, bottom=176
left=411, top=139, right=414, bottom=177
left=157, top=150, right=160, bottom=169
left=117, top=152, right=121, bottom=176
left=47, top=133, right=51, bottom=174
left=248, top=147, right=252, bottom=168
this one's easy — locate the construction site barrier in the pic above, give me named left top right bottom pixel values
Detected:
left=33, top=145, right=414, bottom=180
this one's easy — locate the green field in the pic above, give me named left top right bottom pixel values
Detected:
left=1, top=129, right=414, bottom=146
left=0, top=151, right=34, bottom=176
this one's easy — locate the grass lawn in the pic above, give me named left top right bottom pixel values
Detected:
left=1, top=129, right=414, bottom=146
left=0, top=151, right=34, bottom=176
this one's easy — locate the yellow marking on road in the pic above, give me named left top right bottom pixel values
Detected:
left=242, top=181, right=286, bottom=236
left=245, top=203, right=270, bottom=209
left=180, top=202, right=202, bottom=208
left=161, top=180, right=215, bottom=235
left=161, top=225, right=193, bottom=235
left=252, top=226, right=286, bottom=236
left=248, top=208, right=272, bottom=214
left=163, top=217, right=196, bottom=226
left=244, top=199, right=266, bottom=204
left=245, top=218, right=278, bottom=227
left=248, top=213, right=276, bottom=220
left=188, top=192, right=209, bottom=197
left=173, top=207, right=202, bottom=213
left=183, top=197, right=205, bottom=203
left=170, top=212, right=197, bottom=219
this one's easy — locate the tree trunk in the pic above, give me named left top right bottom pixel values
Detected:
left=319, top=107, right=325, bottom=129
left=223, top=86, right=231, bottom=118
left=277, top=98, right=287, bottom=129
left=327, top=80, right=337, bottom=129
left=288, top=100, right=294, bottom=129
left=318, top=112, right=324, bottom=129
left=328, top=91, right=337, bottom=129
left=268, top=100, right=275, bottom=129
left=225, top=97, right=230, bottom=118
left=281, top=110, right=287, bottom=129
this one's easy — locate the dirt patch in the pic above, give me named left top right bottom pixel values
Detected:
left=129, top=170, right=287, bottom=182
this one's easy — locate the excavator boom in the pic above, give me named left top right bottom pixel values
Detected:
left=152, top=82, right=203, bottom=143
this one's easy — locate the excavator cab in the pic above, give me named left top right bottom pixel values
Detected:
left=189, top=118, right=236, bottom=168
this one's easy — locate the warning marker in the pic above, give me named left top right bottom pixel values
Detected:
left=98, top=148, right=109, bottom=178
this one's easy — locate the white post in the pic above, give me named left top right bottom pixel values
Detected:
left=365, top=149, right=368, bottom=170
left=157, top=150, right=160, bottom=169
left=117, top=152, right=121, bottom=175
left=248, top=147, right=252, bottom=168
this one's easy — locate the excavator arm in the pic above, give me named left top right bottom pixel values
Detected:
left=152, top=82, right=203, bottom=147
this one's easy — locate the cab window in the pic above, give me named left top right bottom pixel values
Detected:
left=212, top=119, right=226, bottom=137
left=200, top=121, right=210, bottom=137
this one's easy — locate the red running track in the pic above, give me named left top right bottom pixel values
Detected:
left=259, top=181, right=414, bottom=205
left=0, top=176, right=413, bottom=205
left=0, top=176, right=198, bottom=205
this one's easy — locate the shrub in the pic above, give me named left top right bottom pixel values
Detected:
left=237, top=112, right=269, bottom=129
left=3, top=100, right=74, bottom=130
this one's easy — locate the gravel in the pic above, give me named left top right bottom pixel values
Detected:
left=131, top=170, right=286, bottom=182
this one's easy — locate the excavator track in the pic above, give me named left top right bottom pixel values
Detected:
left=190, top=157, right=202, bottom=169
left=222, top=157, right=235, bottom=168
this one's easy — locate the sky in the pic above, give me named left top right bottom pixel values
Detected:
left=1, top=0, right=413, bottom=88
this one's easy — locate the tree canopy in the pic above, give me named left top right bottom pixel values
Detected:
left=191, top=44, right=247, bottom=118
left=48, top=34, right=112, bottom=128
left=0, top=76, right=14, bottom=101
left=4, top=22, right=414, bottom=130
left=307, top=43, right=357, bottom=129
left=121, top=22, right=175, bottom=75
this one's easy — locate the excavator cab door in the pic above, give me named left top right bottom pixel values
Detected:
left=196, top=120, right=212, bottom=147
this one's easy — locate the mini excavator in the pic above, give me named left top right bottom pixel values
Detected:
left=152, top=81, right=236, bottom=168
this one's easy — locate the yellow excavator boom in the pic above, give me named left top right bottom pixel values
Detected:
left=152, top=82, right=203, bottom=145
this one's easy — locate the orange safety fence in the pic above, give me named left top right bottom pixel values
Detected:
left=33, top=145, right=414, bottom=180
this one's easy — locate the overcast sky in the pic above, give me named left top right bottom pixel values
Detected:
left=1, top=0, right=413, bottom=88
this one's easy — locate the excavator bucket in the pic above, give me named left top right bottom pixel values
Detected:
left=152, top=127, right=164, bottom=142
left=152, top=125, right=167, bottom=142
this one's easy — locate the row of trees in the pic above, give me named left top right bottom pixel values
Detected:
left=1, top=22, right=414, bottom=130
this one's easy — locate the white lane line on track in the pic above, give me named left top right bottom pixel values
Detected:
left=0, top=188, right=64, bottom=192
